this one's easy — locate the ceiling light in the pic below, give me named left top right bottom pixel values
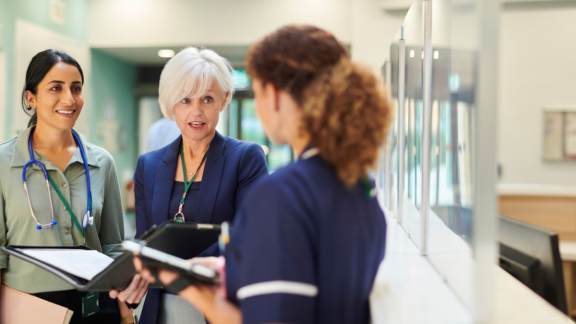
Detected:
left=434, top=51, right=439, bottom=59
left=158, top=49, right=175, bottom=58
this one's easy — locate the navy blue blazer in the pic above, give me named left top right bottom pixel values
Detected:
left=133, top=131, right=268, bottom=324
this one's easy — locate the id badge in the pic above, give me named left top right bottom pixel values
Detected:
left=82, top=292, right=100, bottom=318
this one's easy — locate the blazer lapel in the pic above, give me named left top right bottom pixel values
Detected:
left=151, top=136, right=181, bottom=225
left=195, top=132, right=226, bottom=224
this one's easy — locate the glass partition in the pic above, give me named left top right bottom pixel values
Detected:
left=383, top=0, right=499, bottom=315
left=385, top=29, right=402, bottom=216
left=423, top=0, right=483, bottom=311
left=427, top=0, right=478, bottom=249
left=397, top=0, right=425, bottom=247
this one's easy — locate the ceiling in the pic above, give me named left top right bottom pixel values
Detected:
left=93, top=45, right=251, bottom=67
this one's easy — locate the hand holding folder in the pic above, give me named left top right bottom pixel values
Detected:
left=123, top=240, right=219, bottom=293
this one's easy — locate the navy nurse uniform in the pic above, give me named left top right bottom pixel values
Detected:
left=225, top=148, right=387, bottom=324
left=134, top=131, right=268, bottom=324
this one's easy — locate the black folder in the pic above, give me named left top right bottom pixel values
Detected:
left=1, top=221, right=221, bottom=292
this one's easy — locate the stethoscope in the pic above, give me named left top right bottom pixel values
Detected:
left=22, top=128, right=94, bottom=234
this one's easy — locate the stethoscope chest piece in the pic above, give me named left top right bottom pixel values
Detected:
left=82, top=212, right=94, bottom=229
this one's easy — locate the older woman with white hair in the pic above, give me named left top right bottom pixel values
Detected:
left=132, top=47, right=268, bottom=324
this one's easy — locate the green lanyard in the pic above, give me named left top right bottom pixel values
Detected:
left=47, top=175, right=91, bottom=245
left=174, top=145, right=208, bottom=223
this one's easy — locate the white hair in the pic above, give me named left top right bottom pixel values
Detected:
left=158, top=47, right=235, bottom=120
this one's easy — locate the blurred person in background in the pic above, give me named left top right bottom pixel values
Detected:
left=124, top=47, right=268, bottom=324
left=0, top=49, right=146, bottom=324
left=136, top=25, right=392, bottom=324
left=146, top=117, right=181, bottom=153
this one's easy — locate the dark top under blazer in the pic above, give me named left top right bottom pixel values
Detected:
left=134, top=131, right=268, bottom=324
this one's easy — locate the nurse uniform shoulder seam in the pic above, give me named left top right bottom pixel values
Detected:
left=237, top=280, right=319, bottom=300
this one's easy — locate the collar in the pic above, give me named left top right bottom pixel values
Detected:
left=299, top=146, right=320, bottom=160
left=162, top=130, right=226, bottom=164
left=10, top=126, right=100, bottom=168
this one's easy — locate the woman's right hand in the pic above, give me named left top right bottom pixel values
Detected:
left=132, top=257, right=241, bottom=324
left=132, top=256, right=220, bottom=284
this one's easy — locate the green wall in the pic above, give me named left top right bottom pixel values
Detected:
left=89, top=49, right=138, bottom=178
left=0, top=0, right=88, bottom=140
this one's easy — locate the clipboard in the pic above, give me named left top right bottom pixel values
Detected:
left=138, top=221, right=221, bottom=259
left=1, top=221, right=221, bottom=292
left=123, top=240, right=219, bottom=287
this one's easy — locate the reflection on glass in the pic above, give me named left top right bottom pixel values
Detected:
left=396, top=0, right=424, bottom=248
left=388, top=37, right=401, bottom=214
left=389, top=0, right=479, bottom=248
left=383, top=0, right=487, bottom=311
left=424, top=1, right=477, bottom=247
left=389, top=113, right=399, bottom=212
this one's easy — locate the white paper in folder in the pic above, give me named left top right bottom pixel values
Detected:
left=21, top=249, right=114, bottom=280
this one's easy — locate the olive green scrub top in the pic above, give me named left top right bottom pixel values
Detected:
left=0, top=126, right=125, bottom=293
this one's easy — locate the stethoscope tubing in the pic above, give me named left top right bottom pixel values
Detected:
left=22, top=128, right=92, bottom=230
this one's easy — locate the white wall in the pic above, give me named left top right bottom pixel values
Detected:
left=351, top=0, right=403, bottom=73
left=88, top=0, right=405, bottom=74
left=498, top=5, right=576, bottom=185
left=88, top=0, right=352, bottom=47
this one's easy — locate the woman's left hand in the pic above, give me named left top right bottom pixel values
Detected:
left=109, top=274, right=149, bottom=304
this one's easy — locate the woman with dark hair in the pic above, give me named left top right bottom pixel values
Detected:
left=135, top=25, right=393, bottom=324
left=0, top=49, right=146, bottom=324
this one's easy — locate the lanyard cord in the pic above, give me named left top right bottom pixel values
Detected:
left=177, top=144, right=208, bottom=215
left=47, top=175, right=90, bottom=244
